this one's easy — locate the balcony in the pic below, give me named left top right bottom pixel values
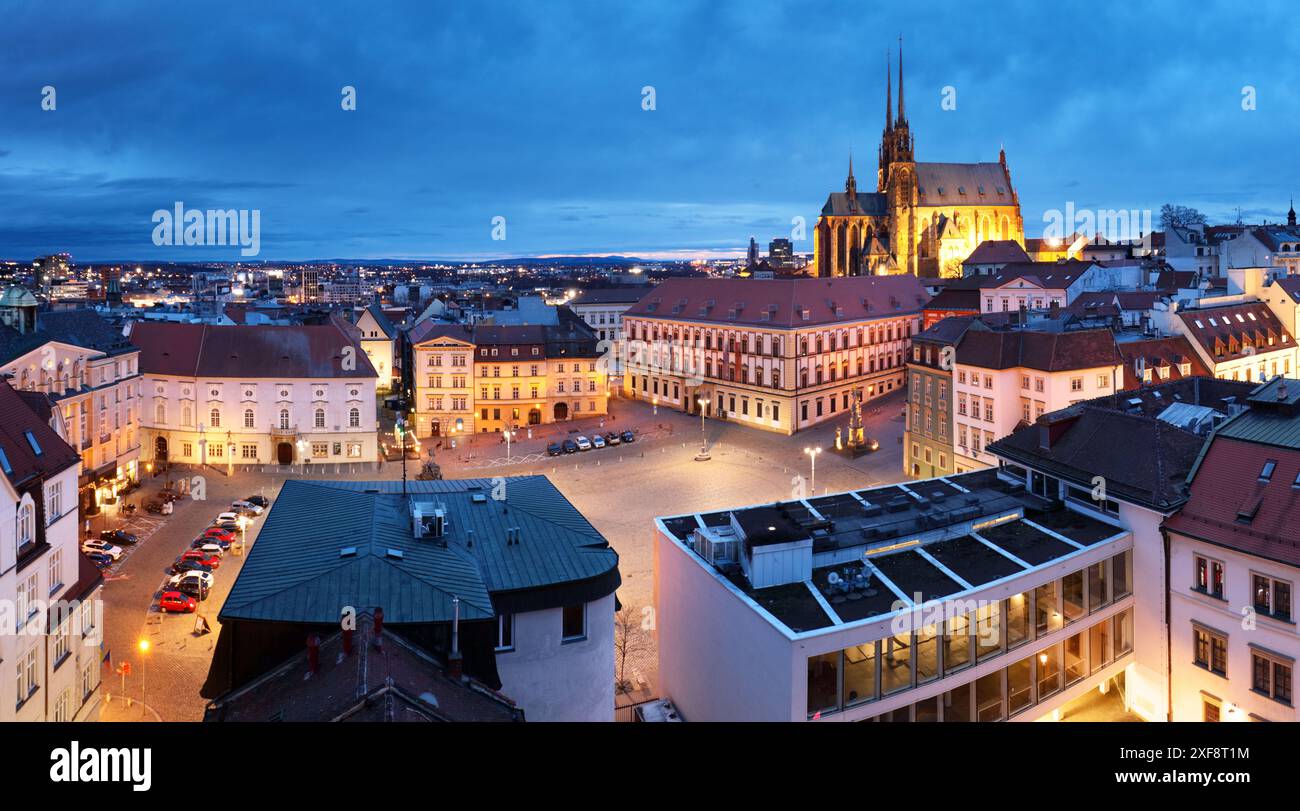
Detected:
left=270, top=423, right=298, bottom=438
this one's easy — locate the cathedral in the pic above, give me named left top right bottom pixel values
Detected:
left=814, top=46, right=1024, bottom=278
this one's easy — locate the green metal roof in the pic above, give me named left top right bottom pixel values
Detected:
left=220, top=477, right=620, bottom=626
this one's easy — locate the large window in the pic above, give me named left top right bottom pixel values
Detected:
left=1112, top=550, right=1132, bottom=599
left=1035, top=580, right=1062, bottom=636
left=1062, top=570, right=1085, bottom=623
left=1064, top=631, right=1087, bottom=685
left=881, top=633, right=912, bottom=694
left=975, top=671, right=1003, bottom=722
left=807, top=652, right=839, bottom=717
left=1089, top=617, right=1112, bottom=673
left=1006, top=592, right=1031, bottom=649
left=843, top=643, right=876, bottom=707
left=1037, top=643, right=1063, bottom=701
left=916, top=625, right=939, bottom=684
left=942, top=683, right=972, bottom=722
left=1253, top=574, right=1293, bottom=622
left=944, top=614, right=972, bottom=675
left=1007, top=656, right=1033, bottom=716
left=976, top=602, right=1002, bottom=661
left=1088, top=560, right=1110, bottom=612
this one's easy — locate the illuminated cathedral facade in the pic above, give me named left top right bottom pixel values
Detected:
left=814, top=47, right=1024, bottom=278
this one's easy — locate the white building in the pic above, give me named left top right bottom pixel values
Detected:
left=951, top=326, right=1123, bottom=471
left=568, top=288, right=646, bottom=387
left=0, top=380, right=103, bottom=722
left=352, top=303, right=399, bottom=392
left=128, top=319, right=379, bottom=467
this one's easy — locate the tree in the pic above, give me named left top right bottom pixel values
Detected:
left=613, top=605, right=650, bottom=695
left=1159, top=204, right=1208, bottom=230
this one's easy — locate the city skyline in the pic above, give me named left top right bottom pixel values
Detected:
left=2, top=1, right=1299, bottom=262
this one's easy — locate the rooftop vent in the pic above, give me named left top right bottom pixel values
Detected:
left=340, top=546, right=358, bottom=557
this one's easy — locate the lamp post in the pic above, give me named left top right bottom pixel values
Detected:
left=652, top=396, right=658, bottom=417
left=804, top=446, right=822, bottom=496
left=395, top=415, right=409, bottom=496
left=503, top=428, right=514, bottom=462
left=137, top=639, right=150, bottom=718
left=695, top=398, right=710, bottom=461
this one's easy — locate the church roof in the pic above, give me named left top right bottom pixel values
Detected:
left=914, top=162, right=1014, bottom=207
left=821, top=192, right=888, bottom=217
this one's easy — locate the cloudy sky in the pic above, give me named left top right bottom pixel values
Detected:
left=1, top=0, right=1297, bottom=261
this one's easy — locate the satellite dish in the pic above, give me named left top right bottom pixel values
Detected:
left=827, top=572, right=841, bottom=585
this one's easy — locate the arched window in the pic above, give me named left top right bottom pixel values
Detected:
left=18, top=501, right=33, bottom=547
left=349, top=407, right=360, bottom=428
left=155, top=403, right=166, bottom=424
left=314, top=408, right=325, bottom=428
left=210, top=408, right=221, bottom=428
left=243, top=408, right=255, bottom=428
left=279, top=409, right=290, bottom=430
left=183, top=405, right=192, bottom=426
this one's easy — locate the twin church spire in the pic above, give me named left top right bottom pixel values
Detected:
left=876, top=37, right=912, bottom=190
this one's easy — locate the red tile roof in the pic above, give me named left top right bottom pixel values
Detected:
left=1117, top=336, right=1209, bottom=390
left=128, top=321, right=377, bottom=379
left=955, top=328, right=1122, bottom=372
left=1176, top=301, right=1293, bottom=363
left=964, top=240, right=1031, bottom=265
left=1164, top=437, right=1300, bottom=568
left=623, top=275, right=930, bottom=328
left=0, top=380, right=80, bottom=487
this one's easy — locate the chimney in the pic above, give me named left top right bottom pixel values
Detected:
left=448, top=596, right=464, bottom=681
left=1038, top=412, right=1080, bottom=451
left=1279, top=379, right=1289, bottom=401
left=306, top=633, right=321, bottom=674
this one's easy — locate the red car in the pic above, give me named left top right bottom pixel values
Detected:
left=159, top=591, right=197, bottom=613
left=203, top=527, right=235, bottom=543
left=181, top=550, right=221, bottom=569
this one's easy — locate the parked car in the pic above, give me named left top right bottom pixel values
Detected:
left=604, top=432, right=620, bottom=446
left=204, top=527, right=236, bottom=543
left=575, top=436, right=592, bottom=451
left=215, top=511, right=240, bottom=524
left=172, top=559, right=214, bottom=576
left=197, top=543, right=224, bottom=558
left=245, top=495, right=271, bottom=508
left=85, top=552, right=113, bottom=568
left=620, top=430, right=635, bottom=443
left=193, top=536, right=231, bottom=551
left=561, top=439, right=578, bottom=454
left=168, top=570, right=214, bottom=591
left=231, top=500, right=263, bottom=515
left=591, top=435, right=606, bottom=449
left=100, top=529, right=139, bottom=545
left=546, top=442, right=563, bottom=457
left=180, top=550, right=221, bottom=569
left=80, top=540, right=124, bottom=561
left=158, top=591, right=197, bottom=614
left=175, top=579, right=209, bottom=601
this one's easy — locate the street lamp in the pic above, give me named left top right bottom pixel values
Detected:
left=503, top=428, right=515, bottom=462
left=804, top=446, right=822, bottom=496
left=137, top=639, right=150, bottom=718
left=695, top=398, right=710, bottom=461
left=652, top=396, right=658, bottom=417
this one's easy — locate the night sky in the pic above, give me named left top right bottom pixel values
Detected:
left=2, top=1, right=1297, bottom=261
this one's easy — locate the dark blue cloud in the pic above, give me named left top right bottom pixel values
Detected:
left=1, top=0, right=1297, bottom=261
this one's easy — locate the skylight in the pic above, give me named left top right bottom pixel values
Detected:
left=0, top=447, right=10, bottom=475
left=23, top=431, right=41, bottom=456
left=1260, top=460, right=1277, bottom=481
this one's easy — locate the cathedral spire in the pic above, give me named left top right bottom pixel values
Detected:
left=846, top=149, right=858, bottom=209
left=897, top=35, right=905, bottom=123
left=1289, top=196, right=1296, bottom=227
left=885, top=50, right=893, bottom=133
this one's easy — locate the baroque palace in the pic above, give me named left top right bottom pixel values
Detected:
left=814, top=45, right=1024, bottom=279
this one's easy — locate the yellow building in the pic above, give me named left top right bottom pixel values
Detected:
left=409, top=319, right=608, bottom=438
left=814, top=47, right=1024, bottom=279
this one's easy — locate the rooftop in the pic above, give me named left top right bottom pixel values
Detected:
left=658, top=468, right=1127, bottom=636
left=204, top=612, right=522, bottom=722
left=128, top=320, right=378, bottom=379
left=220, top=477, right=620, bottom=627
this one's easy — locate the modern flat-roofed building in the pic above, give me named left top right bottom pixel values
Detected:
left=621, top=275, right=928, bottom=435
left=655, top=467, right=1135, bottom=721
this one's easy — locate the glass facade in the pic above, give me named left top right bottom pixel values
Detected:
left=856, top=608, right=1134, bottom=722
left=805, top=553, right=1134, bottom=719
